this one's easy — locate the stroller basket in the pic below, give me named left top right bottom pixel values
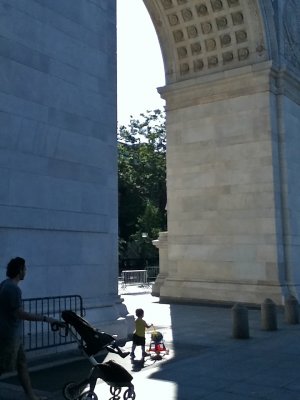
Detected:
left=96, top=360, right=133, bottom=385
left=63, top=360, right=135, bottom=400
left=62, top=310, right=116, bottom=357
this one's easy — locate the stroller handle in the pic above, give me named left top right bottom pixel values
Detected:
left=51, top=321, right=69, bottom=337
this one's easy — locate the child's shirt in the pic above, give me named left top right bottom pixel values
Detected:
left=135, top=318, right=148, bottom=338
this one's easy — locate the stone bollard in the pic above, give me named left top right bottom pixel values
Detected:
left=261, top=298, right=277, bottom=331
left=285, top=295, right=299, bottom=324
left=232, top=303, right=249, bottom=339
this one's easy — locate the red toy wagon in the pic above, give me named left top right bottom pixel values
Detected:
left=148, top=328, right=169, bottom=360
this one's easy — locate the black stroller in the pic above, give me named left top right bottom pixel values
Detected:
left=58, top=310, right=136, bottom=400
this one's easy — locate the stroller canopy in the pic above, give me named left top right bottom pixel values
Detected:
left=62, top=310, right=115, bottom=356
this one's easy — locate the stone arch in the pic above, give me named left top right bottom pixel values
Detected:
left=144, top=0, right=300, bottom=305
left=144, top=0, right=269, bottom=84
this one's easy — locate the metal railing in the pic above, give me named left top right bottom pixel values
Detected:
left=146, top=266, right=159, bottom=282
left=121, top=270, right=148, bottom=288
left=22, top=294, right=84, bottom=352
left=120, top=266, right=159, bottom=288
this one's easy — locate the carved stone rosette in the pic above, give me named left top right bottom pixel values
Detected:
left=153, top=0, right=267, bottom=82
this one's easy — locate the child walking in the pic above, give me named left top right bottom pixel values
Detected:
left=130, top=308, right=152, bottom=360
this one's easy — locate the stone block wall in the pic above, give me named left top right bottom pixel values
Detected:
left=0, top=1, right=123, bottom=327
left=159, top=63, right=285, bottom=304
left=271, top=89, right=300, bottom=295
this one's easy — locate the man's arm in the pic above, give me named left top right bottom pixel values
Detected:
left=15, top=308, right=60, bottom=324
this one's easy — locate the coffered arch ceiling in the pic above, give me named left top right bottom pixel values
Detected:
left=143, top=0, right=269, bottom=84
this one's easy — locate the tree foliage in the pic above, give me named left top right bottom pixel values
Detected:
left=118, top=109, right=167, bottom=262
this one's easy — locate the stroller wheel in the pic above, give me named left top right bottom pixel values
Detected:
left=63, top=382, right=83, bottom=400
left=110, top=386, right=121, bottom=396
left=123, top=388, right=136, bottom=400
left=80, top=392, right=98, bottom=400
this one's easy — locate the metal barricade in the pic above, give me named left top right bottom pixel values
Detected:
left=121, top=269, right=148, bottom=288
left=22, top=294, right=84, bottom=351
left=146, top=266, right=159, bottom=282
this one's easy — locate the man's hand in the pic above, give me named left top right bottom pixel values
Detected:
left=43, top=316, right=65, bottom=327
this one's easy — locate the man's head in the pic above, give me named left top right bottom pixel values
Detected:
left=6, top=257, right=26, bottom=280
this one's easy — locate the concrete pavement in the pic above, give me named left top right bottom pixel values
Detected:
left=1, top=288, right=300, bottom=399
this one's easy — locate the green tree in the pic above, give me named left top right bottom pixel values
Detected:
left=118, top=109, right=167, bottom=264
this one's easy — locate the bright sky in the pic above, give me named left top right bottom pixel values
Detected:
left=117, top=0, right=165, bottom=127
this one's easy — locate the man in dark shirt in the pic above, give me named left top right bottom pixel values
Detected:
left=0, top=257, right=61, bottom=400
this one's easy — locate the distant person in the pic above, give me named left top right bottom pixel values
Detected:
left=130, top=308, right=152, bottom=360
left=0, top=257, right=62, bottom=400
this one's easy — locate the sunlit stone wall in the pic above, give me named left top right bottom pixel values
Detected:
left=146, top=0, right=300, bottom=304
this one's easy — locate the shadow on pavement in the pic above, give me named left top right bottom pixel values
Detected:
left=1, top=354, right=106, bottom=393
left=3, top=292, right=300, bottom=400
